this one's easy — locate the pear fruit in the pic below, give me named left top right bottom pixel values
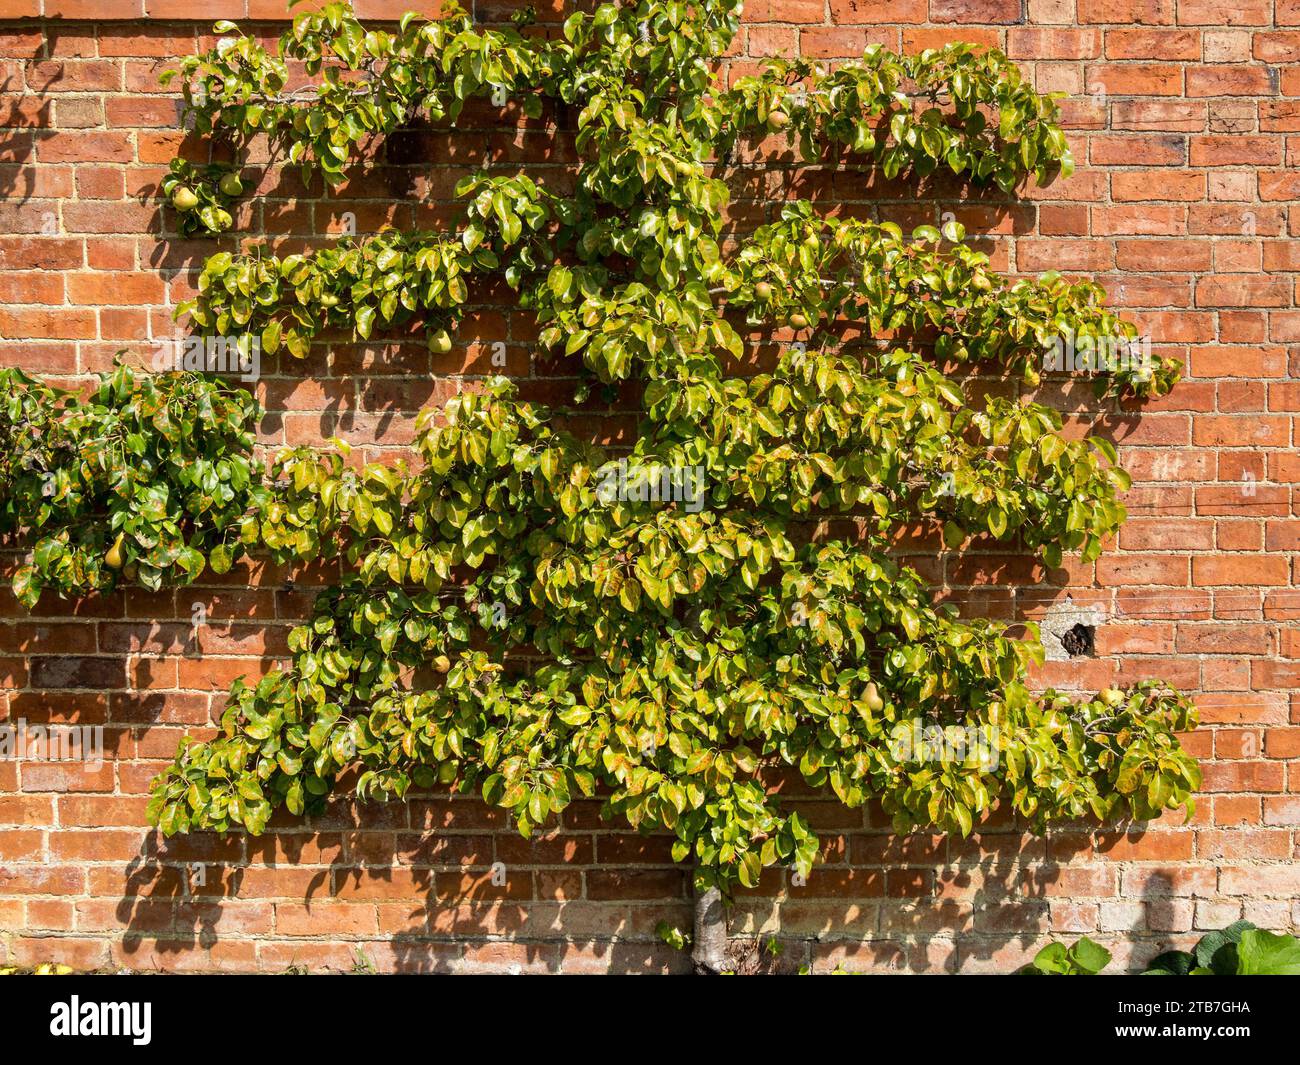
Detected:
left=105, top=533, right=125, bottom=570
left=170, top=186, right=199, bottom=211
left=428, top=329, right=453, bottom=354
left=218, top=172, right=244, bottom=197
left=754, top=281, right=773, bottom=302
left=864, top=681, right=884, bottom=712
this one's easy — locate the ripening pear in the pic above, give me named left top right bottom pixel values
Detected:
left=864, top=681, right=884, bottom=712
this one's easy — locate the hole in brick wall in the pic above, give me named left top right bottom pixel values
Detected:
left=1061, top=623, right=1095, bottom=658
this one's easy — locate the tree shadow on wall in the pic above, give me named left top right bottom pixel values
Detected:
left=0, top=36, right=57, bottom=211
left=112, top=787, right=1179, bottom=974
left=114, top=796, right=693, bottom=974
left=755, top=819, right=1187, bottom=973
left=719, top=142, right=1038, bottom=241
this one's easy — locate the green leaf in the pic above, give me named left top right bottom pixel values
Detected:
left=1236, top=929, right=1300, bottom=975
left=1142, top=950, right=1194, bottom=976
left=1065, top=936, right=1111, bottom=975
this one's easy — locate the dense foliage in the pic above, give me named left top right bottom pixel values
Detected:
left=1142, top=922, right=1300, bottom=976
left=1023, top=924, right=1300, bottom=976
left=0, top=366, right=259, bottom=607
left=3, top=0, right=1201, bottom=896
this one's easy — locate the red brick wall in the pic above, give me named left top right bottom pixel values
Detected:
left=0, top=0, right=1297, bottom=973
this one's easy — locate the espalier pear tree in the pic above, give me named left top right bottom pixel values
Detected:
left=1, top=0, right=1200, bottom=972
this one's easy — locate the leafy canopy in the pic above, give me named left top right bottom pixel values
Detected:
left=3, top=0, right=1200, bottom=894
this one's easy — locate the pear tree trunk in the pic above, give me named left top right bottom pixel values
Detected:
left=691, top=882, right=729, bottom=974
